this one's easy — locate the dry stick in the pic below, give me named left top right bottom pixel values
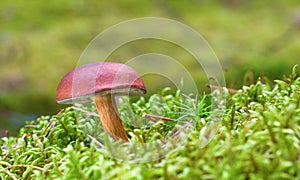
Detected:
left=87, top=134, right=104, bottom=148
left=71, top=106, right=99, bottom=117
left=6, top=168, right=18, bottom=180
left=142, top=113, right=175, bottom=122
left=243, top=113, right=250, bottom=134
left=40, top=108, right=65, bottom=137
left=208, top=76, right=239, bottom=94
left=169, top=120, right=193, bottom=139
left=55, top=108, right=65, bottom=117
left=206, top=84, right=239, bottom=95
left=209, top=76, right=222, bottom=88
left=161, top=120, right=193, bottom=147
left=3, top=152, right=10, bottom=160
left=40, top=118, right=54, bottom=137
left=24, top=125, right=39, bottom=128
left=8, top=164, right=46, bottom=173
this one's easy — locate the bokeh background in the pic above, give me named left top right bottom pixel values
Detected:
left=1, top=0, right=299, bottom=136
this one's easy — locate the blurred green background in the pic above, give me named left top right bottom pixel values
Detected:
left=1, top=0, right=299, bottom=136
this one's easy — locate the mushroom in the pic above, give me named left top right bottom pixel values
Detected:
left=56, top=62, right=146, bottom=142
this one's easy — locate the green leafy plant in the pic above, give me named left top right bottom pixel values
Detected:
left=0, top=65, right=299, bottom=179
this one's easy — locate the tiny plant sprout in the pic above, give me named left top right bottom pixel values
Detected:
left=56, top=62, right=146, bottom=142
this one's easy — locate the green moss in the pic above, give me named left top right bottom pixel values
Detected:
left=0, top=65, right=299, bottom=179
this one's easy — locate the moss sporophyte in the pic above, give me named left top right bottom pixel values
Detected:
left=0, top=65, right=299, bottom=179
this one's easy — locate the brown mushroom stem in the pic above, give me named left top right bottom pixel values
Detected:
left=94, top=94, right=129, bottom=142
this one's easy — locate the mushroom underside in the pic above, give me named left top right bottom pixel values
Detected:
left=57, top=87, right=146, bottom=104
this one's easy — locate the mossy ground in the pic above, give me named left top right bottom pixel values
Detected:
left=0, top=66, right=299, bottom=179
left=1, top=1, right=300, bottom=131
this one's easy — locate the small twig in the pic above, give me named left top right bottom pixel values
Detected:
left=24, top=125, right=39, bottom=128
left=87, top=134, right=104, bottom=148
left=21, top=133, right=27, bottom=140
left=209, top=76, right=221, bottom=87
left=206, top=84, right=239, bottom=94
left=3, top=152, right=11, bottom=160
left=56, top=108, right=65, bottom=117
left=40, top=118, right=54, bottom=137
left=169, top=120, right=193, bottom=139
left=243, top=113, right=250, bottom=134
left=142, top=113, right=175, bottom=122
left=40, top=109, right=65, bottom=137
left=46, top=122, right=57, bottom=139
left=72, top=106, right=99, bottom=117
left=230, top=105, right=236, bottom=130
left=8, top=164, right=46, bottom=173
left=161, top=120, right=193, bottom=147
left=6, top=168, right=18, bottom=180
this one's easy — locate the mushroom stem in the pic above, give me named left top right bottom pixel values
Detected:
left=94, top=94, right=129, bottom=142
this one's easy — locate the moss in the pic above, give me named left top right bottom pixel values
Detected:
left=0, top=65, right=299, bottom=179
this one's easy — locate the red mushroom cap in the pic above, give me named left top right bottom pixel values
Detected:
left=56, top=62, right=146, bottom=104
